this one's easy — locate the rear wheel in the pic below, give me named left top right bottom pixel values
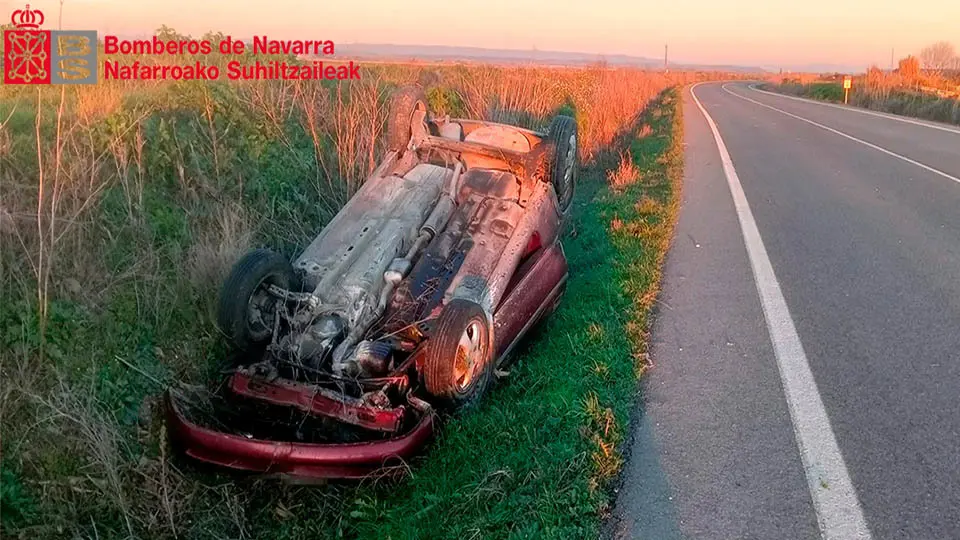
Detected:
left=423, top=299, right=494, bottom=410
left=547, top=115, right=579, bottom=217
left=217, top=249, right=294, bottom=350
left=386, top=85, right=428, bottom=154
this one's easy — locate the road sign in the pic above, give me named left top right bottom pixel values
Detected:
left=842, top=75, right=852, bottom=104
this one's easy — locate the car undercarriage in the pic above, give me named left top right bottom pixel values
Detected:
left=167, top=85, right=579, bottom=479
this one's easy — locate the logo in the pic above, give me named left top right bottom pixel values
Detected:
left=3, top=4, right=98, bottom=85
left=11, top=4, right=45, bottom=28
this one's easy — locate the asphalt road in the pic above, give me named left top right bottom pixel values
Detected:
left=610, top=82, right=960, bottom=539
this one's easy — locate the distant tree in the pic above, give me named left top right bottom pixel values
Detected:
left=898, top=55, right=921, bottom=86
left=920, top=41, right=957, bottom=76
left=202, top=31, right=226, bottom=45
left=155, top=25, right=188, bottom=42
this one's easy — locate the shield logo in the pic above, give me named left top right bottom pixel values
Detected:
left=4, top=29, right=52, bottom=84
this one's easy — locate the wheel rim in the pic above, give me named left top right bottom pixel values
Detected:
left=560, top=134, right=577, bottom=208
left=246, top=277, right=276, bottom=341
left=410, top=101, right=427, bottom=136
left=453, top=320, right=486, bottom=392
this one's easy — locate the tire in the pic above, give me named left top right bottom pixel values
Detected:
left=547, top=115, right=579, bottom=217
left=423, top=299, right=494, bottom=410
left=386, top=85, right=428, bottom=154
left=217, top=249, right=294, bottom=350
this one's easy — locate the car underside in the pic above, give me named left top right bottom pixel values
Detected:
left=167, top=85, right=579, bottom=480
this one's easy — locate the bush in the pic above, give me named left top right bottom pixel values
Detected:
left=808, top=82, right=845, bottom=102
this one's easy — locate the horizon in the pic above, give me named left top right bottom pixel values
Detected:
left=2, top=0, right=958, bottom=72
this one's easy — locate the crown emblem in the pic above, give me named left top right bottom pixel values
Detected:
left=11, top=4, right=45, bottom=29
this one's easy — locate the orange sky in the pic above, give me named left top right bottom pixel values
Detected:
left=5, top=0, right=959, bottom=69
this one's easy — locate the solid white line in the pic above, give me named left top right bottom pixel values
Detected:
left=721, top=84, right=960, bottom=186
left=690, top=82, right=872, bottom=540
left=746, top=84, right=960, bottom=136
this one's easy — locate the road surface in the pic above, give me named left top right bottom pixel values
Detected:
left=610, top=82, right=960, bottom=539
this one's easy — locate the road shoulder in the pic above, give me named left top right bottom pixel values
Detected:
left=609, top=85, right=819, bottom=540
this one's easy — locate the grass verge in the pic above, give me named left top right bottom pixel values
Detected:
left=238, top=88, right=684, bottom=539
left=764, top=81, right=960, bottom=125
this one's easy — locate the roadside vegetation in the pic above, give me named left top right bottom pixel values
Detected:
left=767, top=41, right=960, bottom=125
left=2, top=30, right=693, bottom=537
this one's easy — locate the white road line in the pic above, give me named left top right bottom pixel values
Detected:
left=721, top=84, right=960, bottom=186
left=690, top=82, right=873, bottom=540
left=746, top=84, right=960, bottom=136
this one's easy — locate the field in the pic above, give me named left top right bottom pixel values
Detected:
left=2, top=56, right=701, bottom=538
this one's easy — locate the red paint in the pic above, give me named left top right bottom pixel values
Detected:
left=494, top=244, right=568, bottom=360
left=522, top=231, right=543, bottom=259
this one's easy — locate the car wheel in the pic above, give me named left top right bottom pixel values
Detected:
left=386, top=85, right=428, bottom=154
left=217, top=249, right=294, bottom=350
left=423, top=299, right=494, bottom=410
left=547, top=115, right=579, bottom=218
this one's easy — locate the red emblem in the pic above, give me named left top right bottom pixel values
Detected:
left=4, top=5, right=51, bottom=84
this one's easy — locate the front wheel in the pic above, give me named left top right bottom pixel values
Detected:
left=217, top=249, right=294, bottom=350
left=422, top=299, right=494, bottom=411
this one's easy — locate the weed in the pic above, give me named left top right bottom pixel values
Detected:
left=607, top=151, right=641, bottom=188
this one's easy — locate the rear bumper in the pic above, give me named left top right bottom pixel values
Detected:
left=165, top=390, right=435, bottom=480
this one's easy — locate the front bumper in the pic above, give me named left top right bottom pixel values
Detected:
left=165, top=389, right=435, bottom=480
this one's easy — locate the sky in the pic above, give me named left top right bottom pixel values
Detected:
left=5, top=0, right=959, bottom=70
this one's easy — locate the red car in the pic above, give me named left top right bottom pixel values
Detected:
left=167, top=85, right=579, bottom=480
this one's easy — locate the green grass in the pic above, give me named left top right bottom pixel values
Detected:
left=808, top=82, right=845, bottom=102
left=0, top=79, right=341, bottom=537
left=768, top=81, right=844, bottom=102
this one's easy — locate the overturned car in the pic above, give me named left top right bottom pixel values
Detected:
left=167, top=85, right=579, bottom=479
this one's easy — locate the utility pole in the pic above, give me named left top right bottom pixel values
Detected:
left=890, top=47, right=894, bottom=71
left=664, top=44, right=669, bottom=72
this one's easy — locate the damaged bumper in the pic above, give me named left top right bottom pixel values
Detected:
left=165, top=388, right=435, bottom=480
left=229, top=371, right=406, bottom=433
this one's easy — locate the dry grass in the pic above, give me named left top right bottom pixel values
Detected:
left=607, top=150, right=642, bottom=188
left=185, top=202, right=253, bottom=291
